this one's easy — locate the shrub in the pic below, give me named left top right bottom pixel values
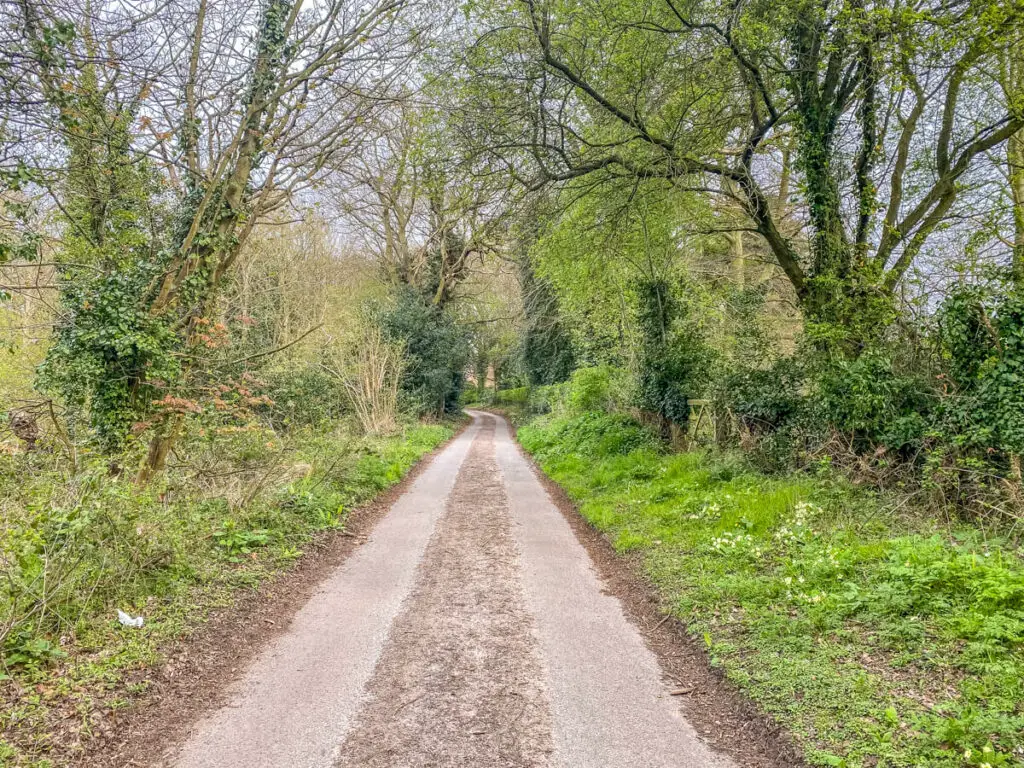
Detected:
left=720, top=356, right=806, bottom=435
left=938, top=289, right=1024, bottom=460
left=493, top=386, right=529, bottom=405
left=260, top=364, right=347, bottom=429
left=568, top=365, right=630, bottom=413
left=520, top=412, right=661, bottom=460
left=812, top=349, right=937, bottom=453
left=375, top=287, right=469, bottom=416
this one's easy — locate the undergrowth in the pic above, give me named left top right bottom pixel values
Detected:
left=0, top=421, right=452, bottom=766
left=520, top=412, right=1024, bottom=768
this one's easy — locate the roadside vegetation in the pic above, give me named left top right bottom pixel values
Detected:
left=0, top=421, right=450, bottom=765
left=518, top=388, right=1024, bottom=767
left=3, top=0, right=1024, bottom=765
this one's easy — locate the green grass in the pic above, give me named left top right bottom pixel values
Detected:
left=519, top=412, right=1024, bottom=768
left=0, top=420, right=453, bottom=766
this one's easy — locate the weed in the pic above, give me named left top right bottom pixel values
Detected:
left=212, top=521, right=270, bottom=561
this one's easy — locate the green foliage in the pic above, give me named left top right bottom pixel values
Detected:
left=212, top=520, right=270, bottom=561
left=38, top=266, right=180, bottom=452
left=2, top=629, right=67, bottom=670
left=520, top=412, right=660, bottom=459
left=0, top=422, right=452, bottom=676
left=376, top=286, right=469, bottom=416
left=278, top=478, right=347, bottom=528
left=938, top=288, right=1024, bottom=458
left=812, top=350, right=937, bottom=453
left=519, top=255, right=575, bottom=385
left=567, top=365, right=629, bottom=413
left=27, top=41, right=177, bottom=453
left=520, top=413, right=1024, bottom=767
left=721, top=356, right=806, bottom=434
left=493, top=386, right=529, bottom=405
left=634, top=279, right=713, bottom=427
left=259, top=365, right=348, bottom=429
left=0, top=160, right=44, bottom=264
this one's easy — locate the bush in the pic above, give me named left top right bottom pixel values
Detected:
left=520, top=412, right=661, bottom=460
left=529, top=382, right=568, bottom=414
left=260, top=365, right=348, bottom=429
left=459, top=386, right=490, bottom=406
left=567, top=365, right=630, bottom=413
left=938, top=289, right=1024, bottom=459
left=812, top=350, right=937, bottom=453
left=375, top=287, right=469, bottom=416
left=720, top=356, right=806, bottom=435
left=493, top=386, right=529, bottom=405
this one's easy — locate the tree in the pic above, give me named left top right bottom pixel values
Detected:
left=462, top=0, right=1024, bottom=348
left=6, top=0, right=415, bottom=478
left=1002, top=46, right=1024, bottom=283
left=331, top=100, right=521, bottom=309
left=519, top=254, right=574, bottom=385
left=513, top=198, right=574, bottom=385
left=375, top=285, right=469, bottom=415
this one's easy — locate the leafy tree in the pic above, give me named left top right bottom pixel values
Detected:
left=635, top=279, right=712, bottom=437
left=519, top=255, right=575, bottom=386
left=462, top=0, right=1024, bottom=350
left=17, top=33, right=174, bottom=452
left=376, top=286, right=469, bottom=416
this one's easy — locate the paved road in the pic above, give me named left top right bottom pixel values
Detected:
left=173, top=411, right=734, bottom=768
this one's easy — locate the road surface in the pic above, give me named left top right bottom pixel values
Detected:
left=172, top=411, right=734, bottom=768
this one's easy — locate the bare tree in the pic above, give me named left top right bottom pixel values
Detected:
left=330, top=98, right=524, bottom=308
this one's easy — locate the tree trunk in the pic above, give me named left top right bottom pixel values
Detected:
left=136, top=413, right=182, bottom=485
left=1009, top=128, right=1024, bottom=285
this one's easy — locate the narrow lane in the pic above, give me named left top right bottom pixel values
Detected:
left=171, top=411, right=734, bottom=768
left=332, top=415, right=554, bottom=767
left=173, top=420, right=480, bottom=768
left=493, top=413, right=735, bottom=768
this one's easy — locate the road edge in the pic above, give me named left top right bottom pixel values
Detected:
left=81, top=419, right=471, bottom=768
left=500, top=414, right=807, bottom=768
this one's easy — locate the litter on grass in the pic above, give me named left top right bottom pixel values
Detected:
left=117, top=609, right=144, bottom=628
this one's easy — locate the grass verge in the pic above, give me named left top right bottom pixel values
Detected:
left=0, top=420, right=453, bottom=766
left=519, top=412, right=1024, bottom=768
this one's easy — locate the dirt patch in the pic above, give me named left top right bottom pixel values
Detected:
left=505, top=421, right=806, bottom=768
left=59, top=424, right=467, bottom=768
left=333, top=418, right=554, bottom=767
